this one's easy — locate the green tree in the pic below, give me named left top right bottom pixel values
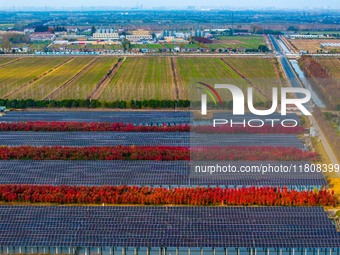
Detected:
left=258, top=44, right=269, bottom=52
left=34, top=25, right=49, bottom=33
left=122, top=39, right=131, bottom=52
left=91, top=26, right=96, bottom=36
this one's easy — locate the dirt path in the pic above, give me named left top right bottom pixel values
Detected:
left=3, top=57, right=74, bottom=99
left=43, top=58, right=98, bottom=100
left=169, top=57, right=181, bottom=100
left=89, top=57, right=125, bottom=100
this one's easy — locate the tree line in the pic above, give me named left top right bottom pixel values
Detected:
left=0, top=99, right=190, bottom=109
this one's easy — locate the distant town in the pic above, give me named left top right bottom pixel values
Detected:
left=0, top=10, right=339, bottom=55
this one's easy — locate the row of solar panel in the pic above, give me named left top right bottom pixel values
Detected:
left=0, top=206, right=339, bottom=247
left=0, top=132, right=305, bottom=148
left=0, top=161, right=326, bottom=188
left=0, top=111, right=300, bottom=125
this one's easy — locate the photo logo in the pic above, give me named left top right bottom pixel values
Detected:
left=196, top=82, right=223, bottom=107
left=199, top=83, right=312, bottom=116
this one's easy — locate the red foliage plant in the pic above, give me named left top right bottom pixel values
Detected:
left=0, top=146, right=318, bottom=161
left=0, top=122, right=305, bottom=134
left=0, top=185, right=336, bottom=206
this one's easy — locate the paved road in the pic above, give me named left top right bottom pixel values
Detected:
left=269, top=35, right=339, bottom=165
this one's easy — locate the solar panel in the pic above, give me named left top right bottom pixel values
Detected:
left=0, top=111, right=300, bottom=125
left=0, top=161, right=325, bottom=189
left=0, top=132, right=305, bottom=148
left=0, top=206, right=339, bottom=248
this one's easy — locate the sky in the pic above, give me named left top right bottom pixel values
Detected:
left=0, top=0, right=339, bottom=10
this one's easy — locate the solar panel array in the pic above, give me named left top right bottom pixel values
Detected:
left=0, top=132, right=305, bottom=148
left=1, top=111, right=191, bottom=125
left=0, top=160, right=326, bottom=189
left=0, top=111, right=335, bottom=250
left=0, top=206, right=339, bottom=248
left=0, top=111, right=300, bottom=125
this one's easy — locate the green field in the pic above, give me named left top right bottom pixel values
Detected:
left=52, top=57, right=117, bottom=100
left=0, top=56, right=281, bottom=103
left=131, top=44, right=163, bottom=49
left=0, top=57, right=70, bottom=98
left=177, top=57, right=264, bottom=102
left=164, top=44, right=203, bottom=49
left=100, top=57, right=175, bottom=101
left=227, top=58, right=284, bottom=98
left=0, top=57, right=17, bottom=66
left=211, top=36, right=265, bottom=50
left=10, top=57, right=92, bottom=100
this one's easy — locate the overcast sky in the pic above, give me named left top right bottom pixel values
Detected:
left=0, top=0, right=339, bottom=9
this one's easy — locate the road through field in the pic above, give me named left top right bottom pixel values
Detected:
left=269, top=35, right=339, bottom=166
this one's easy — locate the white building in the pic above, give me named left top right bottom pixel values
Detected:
left=288, top=34, right=326, bottom=39
left=92, top=29, right=119, bottom=40
left=320, top=42, right=340, bottom=47
left=30, top=33, right=56, bottom=41
left=126, top=34, right=152, bottom=41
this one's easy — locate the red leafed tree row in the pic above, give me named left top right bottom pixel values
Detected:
left=0, top=185, right=336, bottom=206
left=0, top=122, right=305, bottom=134
left=0, top=146, right=318, bottom=161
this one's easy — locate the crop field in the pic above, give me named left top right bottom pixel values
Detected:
left=177, top=57, right=266, bottom=102
left=164, top=43, right=201, bottom=49
left=131, top=44, right=163, bottom=49
left=288, top=39, right=340, bottom=53
left=0, top=56, right=283, bottom=103
left=100, top=57, right=175, bottom=101
left=227, top=58, right=281, bottom=78
left=10, top=57, right=93, bottom=100
left=317, top=58, right=340, bottom=77
left=0, top=57, right=17, bottom=66
left=225, top=57, right=284, bottom=99
left=51, top=57, right=117, bottom=100
left=299, top=56, right=340, bottom=108
left=211, top=36, right=265, bottom=50
left=0, top=57, right=70, bottom=98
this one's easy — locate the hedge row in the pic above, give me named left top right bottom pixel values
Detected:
left=0, top=99, right=190, bottom=109
left=0, top=185, right=336, bottom=206
left=0, top=99, right=271, bottom=109
left=0, top=146, right=318, bottom=161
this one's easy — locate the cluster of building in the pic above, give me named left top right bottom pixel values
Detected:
left=49, top=27, right=219, bottom=52
left=92, top=29, right=152, bottom=42
left=1, top=26, right=233, bottom=54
